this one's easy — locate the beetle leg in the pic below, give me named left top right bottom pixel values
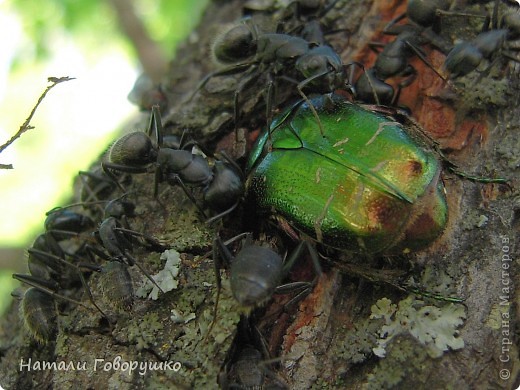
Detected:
left=275, top=281, right=315, bottom=308
left=275, top=216, right=300, bottom=242
left=281, top=240, right=322, bottom=280
left=276, top=241, right=323, bottom=307
left=447, top=165, right=509, bottom=185
left=265, top=73, right=275, bottom=135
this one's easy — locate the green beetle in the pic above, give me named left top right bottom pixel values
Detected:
left=245, top=93, right=448, bottom=254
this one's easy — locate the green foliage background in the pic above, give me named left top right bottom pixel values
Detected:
left=10, top=0, right=209, bottom=66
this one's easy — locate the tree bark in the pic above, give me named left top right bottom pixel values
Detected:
left=1, top=0, right=519, bottom=389
left=107, top=0, right=168, bottom=83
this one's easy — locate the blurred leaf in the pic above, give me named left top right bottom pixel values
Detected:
left=10, top=0, right=209, bottom=69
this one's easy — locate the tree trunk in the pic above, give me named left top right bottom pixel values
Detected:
left=1, top=0, right=519, bottom=389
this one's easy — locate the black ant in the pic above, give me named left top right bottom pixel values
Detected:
left=102, top=106, right=244, bottom=223
left=353, top=5, right=452, bottom=107
left=213, top=233, right=321, bottom=307
left=16, top=288, right=58, bottom=344
left=194, top=16, right=346, bottom=134
left=96, top=261, right=134, bottom=312
left=391, top=0, right=451, bottom=32
left=219, top=316, right=289, bottom=389
left=17, top=208, right=105, bottom=306
left=207, top=233, right=322, bottom=338
left=13, top=207, right=109, bottom=342
left=79, top=195, right=169, bottom=297
left=444, top=1, right=520, bottom=78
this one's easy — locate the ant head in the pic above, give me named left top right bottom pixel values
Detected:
left=295, top=46, right=345, bottom=92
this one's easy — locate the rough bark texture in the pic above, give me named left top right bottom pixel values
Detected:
left=1, top=0, right=519, bottom=389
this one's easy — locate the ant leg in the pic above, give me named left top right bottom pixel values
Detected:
left=205, top=201, right=239, bottom=225
left=387, top=69, right=418, bottom=106
left=204, top=154, right=244, bottom=224
left=27, top=248, right=108, bottom=319
left=218, top=150, right=243, bottom=174
left=265, top=73, right=276, bottom=134
left=404, top=40, right=446, bottom=81
left=206, top=233, right=253, bottom=339
left=205, top=235, right=232, bottom=339
left=281, top=240, right=322, bottom=280
left=169, top=175, right=208, bottom=219
left=356, top=68, right=393, bottom=105
left=114, top=227, right=168, bottom=252
left=78, top=171, right=114, bottom=211
left=48, top=200, right=107, bottom=216
left=153, top=167, right=161, bottom=199
left=382, top=12, right=407, bottom=35
left=188, top=62, right=255, bottom=102
left=101, top=163, right=128, bottom=192
left=436, top=9, right=488, bottom=19
left=123, top=251, right=165, bottom=294
left=101, top=162, right=149, bottom=194
left=93, top=226, right=165, bottom=296
left=367, top=41, right=385, bottom=55
left=296, top=73, right=327, bottom=136
left=83, top=244, right=112, bottom=262
left=78, top=167, right=124, bottom=204
left=74, top=261, right=109, bottom=319
left=13, top=274, right=89, bottom=309
left=492, top=0, right=499, bottom=30
left=233, top=65, right=261, bottom=133
left=148, top=105, right=163, bottom=148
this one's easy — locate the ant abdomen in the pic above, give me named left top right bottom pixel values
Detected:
left=212, top=23, right=257, bottom=64
left=109, top=132, right=157, bottom=167
left=20, top=288, right=57, bottom=344
left=98, top=262, right=134, bottom=311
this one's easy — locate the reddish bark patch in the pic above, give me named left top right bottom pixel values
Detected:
left=283, top=272, right=336, bottom=351
left=351, top=1, right=489, bottom=151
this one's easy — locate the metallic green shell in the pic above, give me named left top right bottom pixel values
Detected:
left=246, top=94, right=447, bottom=253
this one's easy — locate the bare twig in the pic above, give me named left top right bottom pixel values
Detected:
left=0, top=76, right=75, bottom=169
